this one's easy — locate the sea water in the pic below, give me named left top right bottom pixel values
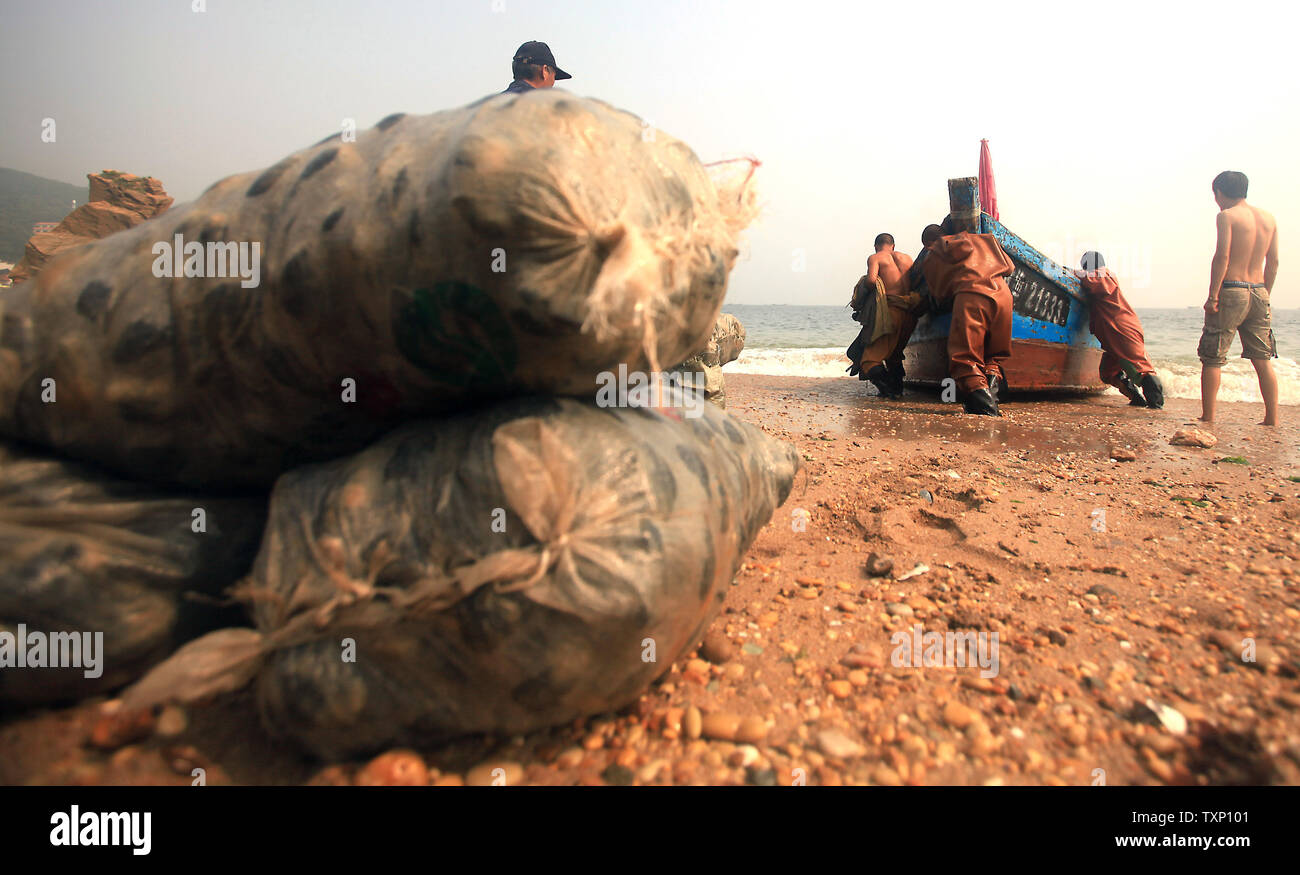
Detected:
left=723, top=304, right=1300, bottom=406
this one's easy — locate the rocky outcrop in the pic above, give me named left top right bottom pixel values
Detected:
left=670, top=312, right=746, bottom=408
left=696, top=312, right=746, bottom=368
left=8, top=171, right=171, bottom=284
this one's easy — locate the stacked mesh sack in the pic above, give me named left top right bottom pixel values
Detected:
left=1, top=91, right=797, bottom=756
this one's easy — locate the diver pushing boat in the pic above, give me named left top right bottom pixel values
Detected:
left=848, top=170, right=1168, bottom=411
left=901, top=176, right=1107, bottom=396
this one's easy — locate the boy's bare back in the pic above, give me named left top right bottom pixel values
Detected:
left=1220, top=203, right=1277, bottom=285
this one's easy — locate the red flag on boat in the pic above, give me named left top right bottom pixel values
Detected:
left=978, top=139, right=998, bottom=220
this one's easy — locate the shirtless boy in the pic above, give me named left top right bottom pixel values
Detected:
left=868, top=233, right=914, bottom=298
left=856, top=234, right=918, bottom=397
left=1198, top=171, right=1280, bottom=425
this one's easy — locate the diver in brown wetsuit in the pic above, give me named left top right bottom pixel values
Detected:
left=921, top=220, right=1014, bottom=416
left=1075, top=251, right=1164, bottom=409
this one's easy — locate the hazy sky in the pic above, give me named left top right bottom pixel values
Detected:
left=2, top=0, right=1296, bottom=307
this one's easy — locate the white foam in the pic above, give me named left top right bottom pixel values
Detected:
left=730, top=347, right=1300, bottom=405
left=728, top=347, right=850, bottom=379
left=1146, top=358, right=1300, bottom=406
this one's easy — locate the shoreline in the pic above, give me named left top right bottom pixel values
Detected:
left=726, top=352, right=1300, bottom=408
left=726, top=373, right=1298, bottom=460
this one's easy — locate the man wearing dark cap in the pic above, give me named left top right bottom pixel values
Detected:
left=503, top=41, right=572, bottom=94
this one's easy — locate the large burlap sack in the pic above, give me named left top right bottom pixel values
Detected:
left=0, top=92, right=756, bottom=489
left=0, top=444, right=265, bottom=704
left=124, top=397, right=800, bottom=758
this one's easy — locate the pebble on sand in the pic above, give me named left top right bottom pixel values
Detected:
left=637, top=760, right=669, bottom=783
left=872, top=765, right=904, bottom=786
left=307, top=765, right=354, bottom=786
left=816, top=728, right=866, bottom=759
left=684, top=658, right=712, bottom=683
left=684, top=706, right=703, bottom=740
left=864, top=553, right=894, bottom=577
left=699, top=632, right=736, bottom=663
left=1170, top=427, right=1218, bottom=448
left=556, top=747, right=585, bottom=769
left=1064, top=724, right=1090, bottom=747
left=942, top=701, right=980, bottom=731
left=355, top=750, right=430, bottom=786
left=1144, top=699, right=1188, bottom=736
left=826, top=680, right=853, bottom=699
left=89, top=702, right=155, bottom=751
left=701, top=712, right=742, bottom=741
left=736, top=716, right=769, bottom=745
left=602, top=763, right=635, bottom=786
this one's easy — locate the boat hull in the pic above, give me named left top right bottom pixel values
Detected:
left=902, top=210, right=1106, bottom=394
left=901, top=325, right=1105, bottom=392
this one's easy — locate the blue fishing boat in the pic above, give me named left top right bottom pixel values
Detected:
left=903, top=177, right=1104, bottom=392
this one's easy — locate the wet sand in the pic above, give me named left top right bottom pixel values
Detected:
left=3, top=374, right=1298, bottom=786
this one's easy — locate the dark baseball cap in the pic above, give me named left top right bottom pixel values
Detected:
left=513, top=41, right=571, bottom=79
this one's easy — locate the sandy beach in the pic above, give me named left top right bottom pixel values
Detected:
left=2, top=374, right=1297, bottom=786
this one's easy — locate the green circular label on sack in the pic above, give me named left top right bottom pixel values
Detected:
left=395, top=281, right=518, bottom=391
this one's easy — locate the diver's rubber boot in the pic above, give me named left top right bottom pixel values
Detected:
left=963, top=388, right=1000, bottom=416
left=866, top=365, right=893, bottom=397
left=886, top=363, right=905, bottom=397
left=1114, top=372, right=1147, bottom=406
left=1141, top=373, right=1165, bottom=409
